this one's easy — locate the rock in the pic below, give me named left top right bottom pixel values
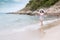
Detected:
left=46, top=1, right=60, bottom=14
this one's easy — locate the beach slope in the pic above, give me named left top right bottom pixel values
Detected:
left=0, top=19, right=60, bottom=40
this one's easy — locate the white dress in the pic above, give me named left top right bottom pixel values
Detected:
left=39, top=13, right=44, bottom=20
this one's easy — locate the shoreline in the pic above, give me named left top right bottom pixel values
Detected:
left=0, top=13, right=60, bottom=40
left=0, top=19, right=57, bottom=35
left=0, top=19, right=58, bottom=40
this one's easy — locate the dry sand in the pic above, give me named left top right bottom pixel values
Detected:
left=0, top=19, right=60, bottom=40
left=41, top=25, right=60, bottom=40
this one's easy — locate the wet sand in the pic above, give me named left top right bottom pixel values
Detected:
left=0, top=19, right=60, bottom=40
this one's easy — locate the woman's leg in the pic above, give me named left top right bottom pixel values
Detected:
left=40, top=20, right=45, bottom=37
left=39, top=17, right=45, bottom=37
left=40, top=20, right=44, bottom=32
left=40, top=20, right=43, bottom=26
left=40, top=20, right=44, bottom=33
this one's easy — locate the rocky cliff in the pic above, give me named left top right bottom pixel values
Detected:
left=46, top=1, right=60, bottom=16
left=16, top=0, right=60, bottom=16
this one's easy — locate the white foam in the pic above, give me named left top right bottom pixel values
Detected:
left=0, top=19, right=59, bottom=35
left=10, top=18, right=59, bottom=33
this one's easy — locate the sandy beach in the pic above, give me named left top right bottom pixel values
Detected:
left=0, top=0, right=60, bottom=40
left=0, top=19, right=60, bottom=40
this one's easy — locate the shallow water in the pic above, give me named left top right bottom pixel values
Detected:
left=0, top=13, right=39, bottom=31
left=0, top=13, right=59, bottom=32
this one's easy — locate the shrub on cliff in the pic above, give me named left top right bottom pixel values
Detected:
left=26, top=0, right=59, bottom=11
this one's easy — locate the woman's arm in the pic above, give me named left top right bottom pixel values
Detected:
left=44, top=11, right=48, bottom=15
left=37, top=12, right=40, bottom=16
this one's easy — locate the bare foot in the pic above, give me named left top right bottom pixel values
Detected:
left=40, top=29, right=45, bottom=38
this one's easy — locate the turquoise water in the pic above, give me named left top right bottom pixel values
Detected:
left=0, top=13, right=59, bottom=31
left=0, top=14, right=39, bottom=31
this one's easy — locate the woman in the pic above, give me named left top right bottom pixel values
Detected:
left=38, top=9, right=45, bottom=26
left=37, top=9, right=45, bottom=34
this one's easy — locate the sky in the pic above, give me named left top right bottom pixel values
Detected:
left=0, top=0, right=29, bottom=13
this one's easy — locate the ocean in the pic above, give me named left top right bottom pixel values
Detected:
left=0, top=13, right=39, bottom=32
left=0, top=13, right=59, bottom=32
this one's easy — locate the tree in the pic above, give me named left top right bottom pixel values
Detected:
left=26, top=0, right=59, bottom=11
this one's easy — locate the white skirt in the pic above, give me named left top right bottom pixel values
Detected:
left=39, top=16, right=44, bottom=20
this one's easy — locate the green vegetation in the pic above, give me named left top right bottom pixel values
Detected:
left=26, top=0, right=59, bottom=11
